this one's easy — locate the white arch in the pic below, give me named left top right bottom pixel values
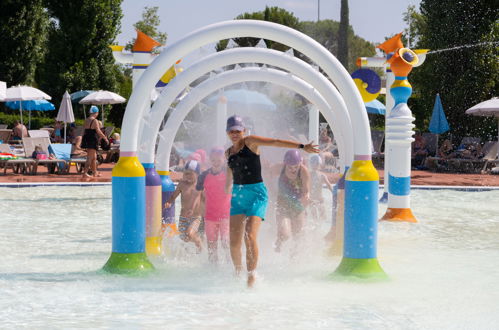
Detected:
left=139, top=47, right=353, bottom=167
left=155, top=67, right=345, bottom=172
left=122, top=20, right=371, bottom=158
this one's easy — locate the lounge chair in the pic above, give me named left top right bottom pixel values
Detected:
left=0, top=144, right=35, bottom=174
left=0, top=129, right=12, bottom=143
left=441, top=141, right=497, bottom=174
left=0, top=124, right=7, bottom=129
left=22, top=137, right=67, bottom=174
left=477, top=142, right=498, bottom=173
left=49, top=143, right=87, bottom=174
left=29, top=130, right=51, bottom=138
left=40, top=127, right=54, bottom=137
left=422, top=132, right=438, bottom=157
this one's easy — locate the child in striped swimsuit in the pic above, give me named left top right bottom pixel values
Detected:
left=165, top=160, right=203, bottom=253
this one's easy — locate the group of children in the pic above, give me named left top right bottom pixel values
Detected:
left=164, top=147, right=231, bottom=262
left=164, top=146, right=334, bottom=263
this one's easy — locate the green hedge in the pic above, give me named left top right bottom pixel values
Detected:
left=0, top=112, right=84, bottom=129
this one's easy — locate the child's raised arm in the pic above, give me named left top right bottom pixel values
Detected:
left=165, top=184, right=181, bottom=209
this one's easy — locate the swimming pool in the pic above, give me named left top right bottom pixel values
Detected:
left=0, top=186, right=498, bottom=329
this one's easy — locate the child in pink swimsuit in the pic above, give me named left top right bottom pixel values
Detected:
left=196, top=147, right=231, bottom=263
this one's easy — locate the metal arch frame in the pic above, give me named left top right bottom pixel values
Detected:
left=121, top=19, right=371, bottom=158
left=138, top=47, right=353, bottom=171
left=155, top=67, right=341, bottom=172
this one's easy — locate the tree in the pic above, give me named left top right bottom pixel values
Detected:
left=337, top=0, right=349, bottom=68
left=38, top=0, right=123, bottom=102
left=216, top=6, right=300, bottom=51
left=299, top=20, right=376, bottom=72
left=402, top=5, right=426, bottom=48
left=411, top=0, right=498, bottom=139
left=0, top=0, right=48, bottom=86
left=125, top=6, right=167, bottom=51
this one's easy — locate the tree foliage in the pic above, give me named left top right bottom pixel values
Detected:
left=300, top=20, right=375, bottom=72
left=125, top=6, right=167, bottom=51
left=37, top=0, right=123, bottom=103
left=216, top=6, right=300, bottom=51
left=0, top=0, right=49, bottom=85
left=216, top=6, right=375, bottom=73
left=337, top=0, right=349, bottom=68
left=411, top=0, right=498, bottom=139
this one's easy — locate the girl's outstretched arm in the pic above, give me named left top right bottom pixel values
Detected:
left=245, top=135, right=320, bottom=154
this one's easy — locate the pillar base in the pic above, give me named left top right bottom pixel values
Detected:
left=381, top=207, right=417, bottom=222
left=102, top=252, right=154, bottom=275
left=331, top=257, right=387, bottom=280
left=146, top=236, right=163, bottom=256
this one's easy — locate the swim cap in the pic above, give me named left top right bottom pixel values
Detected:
left=283, top=149, right=302, bottom=166
left=226, top=115, right=245, bottom=132
left=310, top=154, right=322, bottom=166
left=89, top=105, right=99, bottom=114
left=184, top=160, right=200, bottom=174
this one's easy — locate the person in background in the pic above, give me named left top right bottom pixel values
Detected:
left=110, top=133, right=120, bottom=145
left=165, top=160, right=204, bottom=253
left=412, top=134, right=429, bottom=168
left=196, top=147, right=231, bottom=263
left=81, top=106, right=108, bottom=178
left=308, top=155, right=333, bottom=224
left=272, top=150, right=310, bottom=254
left=52, top=120, right=63, bottom=143
left=225, top=115, right=319, bottom=287
left=12, top=120, right=28, bottom=140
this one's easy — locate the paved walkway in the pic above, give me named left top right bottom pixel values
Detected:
left=1, top=163, right=499, bottom=186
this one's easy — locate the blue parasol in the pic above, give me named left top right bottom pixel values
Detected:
left=70, top=90, right=95, bottom=119
left=5, top=99, right=55, bottom=128
left=5, top=99, right=55, bottom=111
left=429, top=93, right=450, bottom=134
left=365, top=99, right=386, bottom=115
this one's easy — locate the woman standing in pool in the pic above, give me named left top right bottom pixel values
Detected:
left=225, top=115, right=319, bottom=287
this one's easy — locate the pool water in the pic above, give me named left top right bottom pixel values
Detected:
left=0, top=186, right=498, bottom=329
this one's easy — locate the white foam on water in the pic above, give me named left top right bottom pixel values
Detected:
left=0, top=186, right=498, bottom=329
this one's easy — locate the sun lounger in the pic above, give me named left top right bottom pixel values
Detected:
left=0, top=124, right=8, bottom=129
left=22, top=137, right=67, bottom=174
left=0, top=129, right=12, bottom=143
left=0, top=144, right=35, bottom=174
left=428, top=141, right=498, bottom=174
left=422, top=132, right=438, bottom=157
left=49, top=143, right=88, bottom=174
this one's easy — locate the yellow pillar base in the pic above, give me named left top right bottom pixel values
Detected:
left=145, top=236, right=162, bottom=256
left=380, top=207, right=417, bottom=223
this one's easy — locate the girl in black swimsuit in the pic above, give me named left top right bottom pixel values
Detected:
left=225, top=115, right=319, bottom=287
left=81, top=106, right=108, bottom=178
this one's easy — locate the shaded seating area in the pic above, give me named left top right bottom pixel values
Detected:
left=425, top=137, right=499, bottom=174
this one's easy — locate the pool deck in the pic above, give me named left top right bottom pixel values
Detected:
left=1, top=163, right=499, bottom=187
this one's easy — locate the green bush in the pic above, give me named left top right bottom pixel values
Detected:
left=0, top=112, right=85, bottom=129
